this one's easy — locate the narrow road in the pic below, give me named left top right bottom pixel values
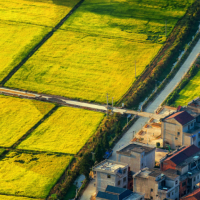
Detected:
left=0, top=87, right=165, bottom=119
left=80, top=37, right=200, bottom=200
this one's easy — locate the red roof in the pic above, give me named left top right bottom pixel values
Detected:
left=164, top=145, right=200, bottom=165
left=165, top=111, right=194, bottom=125
left=181, top=188, right=200, bottom=200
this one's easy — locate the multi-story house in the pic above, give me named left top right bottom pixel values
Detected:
left=160, top=145, right=200, bottom=198
left=96, top=185, right=144, bottom=200
left=161, top=110, right=200, bottom=149
left=93, top=160, right=129, bottom=192
left=116, top=142, right=156, bottom=173
left=133, top=167, right=180, bottom=200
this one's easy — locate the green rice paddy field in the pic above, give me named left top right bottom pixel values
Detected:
left=173, top=70, right=200, bottom=106
left=6, top=0, right=195, bottom=103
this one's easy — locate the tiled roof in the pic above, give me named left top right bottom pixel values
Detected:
left=97, top=186, right=133, bottom=200
left=165, top=111, right=194, bottom=125
left=105, top=185, right=126, bottom=194
left=181, top=188, right=200, bottom=200
left=96, top=191, right=118, bottom=200
left=164, top=145, right=200, bottom=165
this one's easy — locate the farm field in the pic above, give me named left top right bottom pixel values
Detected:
left=18, top=106, right=105, bottom=154
left=0, top=21, right=50, bottom=82
left=6, top=0, right=195, bottom=103
left=0, top=195, right=42, bottom=200
left=0, top=151, right=72, bottom=198
left=0, top=0, right=79, bottom=82
left=173, top=70, right=200, bottom=106
left=0, top=0, right=80, bottom=27
left=0, top=95, right=54, bottom=147
left=6, top=29, right=161, bottom=103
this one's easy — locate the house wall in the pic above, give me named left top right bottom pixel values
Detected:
left=96, top=171, right=115, bottom=192
left=179, top=179, right=188, bottom=197
left=161, top=160, right=176, bottom=171
left=183, top=134, right=192, bottom=147
left=117, top=153, right=140, bottom=173
left=144, top=150, right=156, bottom=169
left=162, top=120, right=182, bottom=149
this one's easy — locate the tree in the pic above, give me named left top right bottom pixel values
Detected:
left=79, top=153, right=94, bottom=180
left=95, top=144, right=103, bottom=163
left=103, top=133, right=109, bottom=150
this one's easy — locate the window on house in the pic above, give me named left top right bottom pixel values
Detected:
left=194, top=177, right=196, bottom=182
left=107, top=175, right=111, bottom=178
left=191, top=161, right=196, bottom=170
left=182, top=181, right=186, bottom=187
left=188, top=124, right=190, bottom=130
left=141, top=163, right=143, bottom=167
left=151, top=188, right=153, bottom=192
left=176, top=180, right=178, bottom=184
left=177, top=132, right=180, bottom=136
left=175, top=137, right=178, bottom=140
left=150, top=197, right=153, bottom=200
left=118, top=180, right=120, bottom=185
left=193, top=136, right=196, bottom=141
left=123, top=177, right=126, bottom=182
left=123, top=169, right=126, bottom=174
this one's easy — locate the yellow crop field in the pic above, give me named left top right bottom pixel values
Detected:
left=0, top=195, right=42, bottom=200
left=6, top=0, right=195, bottom=103
left=18, top=107, right=104, bottom=154
left=0, top=21, right=50, bottom=82
left=0, top=151, right=72, bottom=198
left=0, top=95, right=54, bottom=147
left=0, top=0, right=79, bottom=82
left=0, top=0, right=80, bottom=27
left=6, top=29, right=161, bottom=103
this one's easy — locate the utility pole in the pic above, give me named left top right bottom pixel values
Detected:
left=135, top=60, right=136, bottom=78
left=112, top=97, right=114, bottom=114
left=106, top=93, right=109, bottom=117
left=165, top=20, right=167, bottom=37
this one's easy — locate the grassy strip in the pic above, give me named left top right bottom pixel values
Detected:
left=117, top=0, right=200, bottom=109
left=142, top=31, right=200, bottom=110
left=163, top=55, right=200, bottom=106
left=1, top=0, right=84, bottom=86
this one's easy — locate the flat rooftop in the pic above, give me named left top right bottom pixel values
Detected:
left=94, top=160, right=127, bottom=173
left=116, top=142, right=155, bottom=156
left=133, top=168, right=179, bottom=180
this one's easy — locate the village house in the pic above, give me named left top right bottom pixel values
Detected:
left=116, top=143, right=156, bottom=173
left=96, top=185, right=144, bottom=200
left=93, top=160, right=129, bottom=192
left=160, top=145, right=200, bottom=198
left=161, top=97, right=200, bottom=149
left=133, top=167, right=180, bottom=200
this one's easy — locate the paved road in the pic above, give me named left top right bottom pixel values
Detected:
left=80, top=38, right=200, bottom=200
